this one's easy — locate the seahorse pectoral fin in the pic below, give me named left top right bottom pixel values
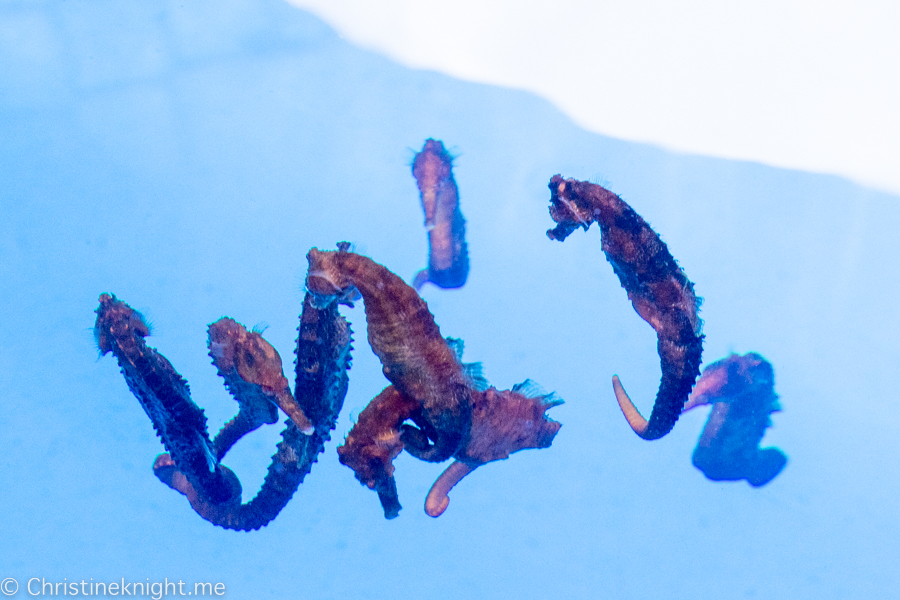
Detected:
left=612, top=375, right=650, bottom=437
left=197, top=430, right=219, bottom=472
left=425, top=460, right=476, bottom=518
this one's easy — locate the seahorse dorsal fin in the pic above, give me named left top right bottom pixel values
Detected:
left=462, top=362, right=489, bottom=392
left=512, top=379, right=563, bottom=406
left=445, top=337, right=464, bottom=360
left=445, top=337, right=490, bottom=391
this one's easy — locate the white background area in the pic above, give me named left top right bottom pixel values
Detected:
left=289, top=0, right=900, bottom=195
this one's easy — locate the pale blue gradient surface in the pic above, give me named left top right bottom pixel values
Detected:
left=1, top=1, right=897, bottom=598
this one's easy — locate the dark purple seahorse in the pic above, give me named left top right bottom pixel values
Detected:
left=95, top=294, right=238, bottom=504
left=546, top=176, right=704, bottom=440
left=682, top=353, right=787, bottom=486
left=307, top=244, right=560, bottom=518
left=96, top=293, right=351, bottom=530
left=411, top=138, right=469, bottom=290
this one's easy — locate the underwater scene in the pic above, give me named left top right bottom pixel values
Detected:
left=1, top=0, right=897, bottom=598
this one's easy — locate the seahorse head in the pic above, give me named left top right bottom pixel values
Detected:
left=546, top=175, right=598, bottom=241
left=460, top=381, right=563, bottom=464
left=683, top=352, right=778, bottom=413
left=305, top=244, right=362, bottom=308
left=208, top=317, right=288, bottom=395
left=94, top=293, right=151, bottom=354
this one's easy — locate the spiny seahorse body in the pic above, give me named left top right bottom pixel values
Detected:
left=422, top=382, right=562, bottom=517
left=546, top=175, right=703, bottom=440
left=307, top=248, right=562, bottom=518
left=94, top=294, right=237, bottom=504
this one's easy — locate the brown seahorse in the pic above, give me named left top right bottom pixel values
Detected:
left=411, top=138, right=469, bottom=290
left=95, top=294, right=238, bottom=504
left=336, top=384, right=418, bottom=519
left=682, top=353, right=787, bottom=486
left=424, top=381, right=562, bottom=517
left=307, top=244, right=473, bottom=463
left=546, top=175, right=704, bottom=440
left=338, top=382, right=561, bottom=519
left=206, top=318, right=313, bottom=459
left=98, top=293, right=352, bottom=530
left=308, top=245, right=561, bottom=518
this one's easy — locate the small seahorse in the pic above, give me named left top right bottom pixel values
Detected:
left=411, top=139, right=469, bottom=290
left=307, top=243, right=473, bottom=463
left=309, top=246, right=561, bottom=517
left=682, top=353, right=787, bottom=486
left=546, top=175, right=704, bottom=440
left=94, top=294, right=238, bottom=504
left=207, top=318, right=313, bottom=459
left=337, top=384, right=418, bottom=519
left=153, top=293, right=352, bottom=530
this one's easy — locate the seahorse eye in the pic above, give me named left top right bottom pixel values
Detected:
left=129, top=314, right=150, bottom=338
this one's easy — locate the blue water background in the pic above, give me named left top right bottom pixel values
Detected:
left=1, top=1, right=898, bottom=598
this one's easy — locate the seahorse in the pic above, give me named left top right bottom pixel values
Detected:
left=411, top=138, right=469, bottom=290
left=206, top=318, right=313, bottom=459
left=424, top=381, right=562, bottom=517
left=309, top=246, right=561, bottom=517
left=94, top=294, right=238, bottom=505
left=682, top=353, right=787, bottom=486
left=98, top=293, right=352, bottom=530
left=337, top=384, right=418, bottom=519
left=546, top=175, right=704, bottom=440
left=307, top=243, right=472, bottom=463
